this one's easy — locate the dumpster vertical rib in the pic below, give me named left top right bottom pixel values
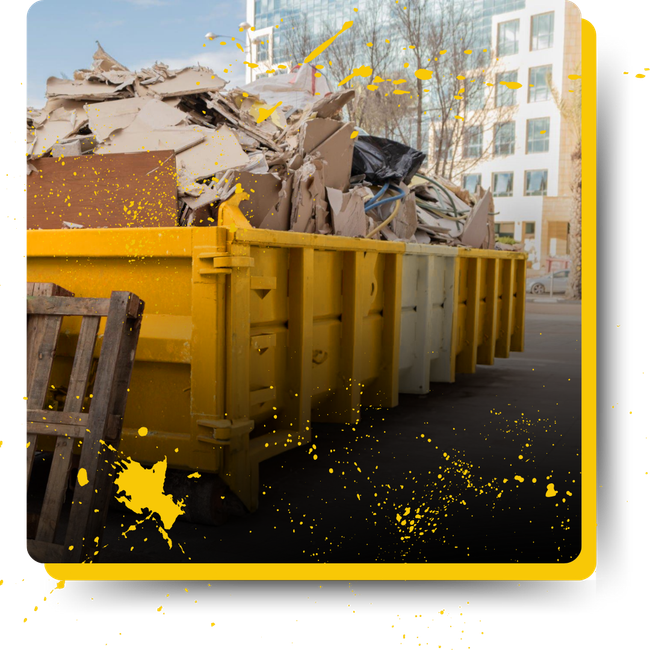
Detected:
left=511, top=257, right=527, bottom=352
left=36, top=315, right=100, bottom=544
left=496, top=259, right=515, bottom=358
left=285, top=246, right=314, bottom=442
left=430, top=253, right=457, bottom=383
left=367, top=251, right=402, bottom=407
left=456, top=257, right=482, bottom=375
left=477, top=258, right=500, bottom=366
left=330, top=250, right=364, bottom=424
left=223, top=241, right=252, bottom=508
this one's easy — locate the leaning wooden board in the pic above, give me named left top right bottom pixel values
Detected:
left=26, top=282, right=144, bottom=563
left=27, top=150, right=178, bottom=229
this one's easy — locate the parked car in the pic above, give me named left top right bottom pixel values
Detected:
left=526, top=269, right=570, bottom=294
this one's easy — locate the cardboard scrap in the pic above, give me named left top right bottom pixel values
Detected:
left=326, top=186, right=367, bottom=238
left=460, top=189, right=491, bottom=248
left=290, top=158, right=329, bottom=233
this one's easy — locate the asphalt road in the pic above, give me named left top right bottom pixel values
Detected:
left=93, top=301, right=582, bottom=564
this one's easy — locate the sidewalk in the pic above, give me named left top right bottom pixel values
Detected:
left=526, top=294, right=581, bottom=305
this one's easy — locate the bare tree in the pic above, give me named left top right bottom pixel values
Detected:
left=550, top=71, right=582, bottom=300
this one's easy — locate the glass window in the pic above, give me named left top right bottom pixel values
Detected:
left=463, top=126, right=483, bottom=158
left=531, top=12, right=554, bottom=50
left=525, top=170, right=548, bottom=195
left=466, top=76, right=485, bottom=111
left=494, top=121, right=515, bottom=156
left=462, top=174, right=482, bottom=194
left=525, top=222, right=536, bottom=235
left=492, top=172, right=514, bottom=197
left=495, top=221, right=515, bottom=237
left=498, top=20, right=519, bottom=57
left=496, top=71, right=518, bottom=107
left=527, top=118, right=550, bottom=153
left=529, top=65, right=552, bottom=102
left=257, top=40, right=269, bottom=62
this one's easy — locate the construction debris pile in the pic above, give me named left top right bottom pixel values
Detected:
left=27, top=44, right=499, bottom=249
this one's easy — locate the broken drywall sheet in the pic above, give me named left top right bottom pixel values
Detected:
left=326, top=186, right=367, bottom=238
left=290, top=159, right=328, bottom=233
left=176, top=125, right=249, bottom=181
left=46, top=76, right=129, bottom=101
left=85, top=97, right=149, bottom=142
left=460, top=189, right=491, bottom=249
left=312, top=89, right=355, bottom=119
left=258, top=174, right=294, bottom=231
left=29, top=103, right=89, bottom=157
left=299, top=118, right=342, bottom=155
left=307, top=121, right=355, bottom=192
left=391, top=190, right=418, bottom=240
left=146, top=67, right=226, bottom=97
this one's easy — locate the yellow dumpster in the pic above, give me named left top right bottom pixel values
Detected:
left=399, top=245, right=527, bottom=394
left=27, top=226, right=405, bottom=511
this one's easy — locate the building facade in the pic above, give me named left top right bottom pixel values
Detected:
left=458, top=0, right=581, bottom=272
left=245, top=0, right=581, bottom=272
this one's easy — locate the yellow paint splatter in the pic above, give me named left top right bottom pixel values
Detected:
left=540, top=130, right=546, bottom=134
left=440, top=50, right=447, bottom=55
left=243, top=61, right=259, bottom=69
left=372, top=76, right=385, bottom=83
left=514, top=475, right=524, bottom=482
left=464, top=49, right=472, bottom=54
left=338, top=65, right=373, bottom=87
left=454, top=115, right=464, bottom=120
left=256, top=101, right=283, bottom=124
left=545, top=483, right=558, bottom=497
left=636, top=74, right=646, bottom=78
left=114, top=457, right=185, bottom=546
left=568, top=74, right=581, bottom=79
left=350, top=130, right=359, bottom=139
left=367, top=42, right=373, bottom=47
left=414, top=69, right=433, bottom=80
left=368, top=84, right=378, bottom=91
left=77, top=468, right=89, bottom=487
left=304, top=21, right=354, bottom=64
left=187, top=472, right=201, bottom=479
left=393, top=79, right=407, bottom=85
left=457, top=75, right=466, bottom=80
left=393, top=89, right=410, bottom=95
left=236, top=43, right=244, bottom=53
left=138, top=427, right=148, bottom=437
left=499, top=80, right=522, bottom=89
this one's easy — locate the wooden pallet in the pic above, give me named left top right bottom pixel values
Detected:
left=26, top=282, right=144, bottom=563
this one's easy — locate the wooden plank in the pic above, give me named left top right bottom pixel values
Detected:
left=27, top=150, right=178, bottom=229
left=24, top=282, right=74, bottom=491
left=27, top=411, right=89, bottom=426
left=64, top=292, right=143, bottom=561
left=27, top=297, right=110, bottom=317
left=27, top=422, right=87, bottom=438
left=27, top=539, right=65, bottom=564
left=27, top=315, right=62, bottom=411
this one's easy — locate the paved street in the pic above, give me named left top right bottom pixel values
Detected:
left=96, top=301, right=582, bottom=564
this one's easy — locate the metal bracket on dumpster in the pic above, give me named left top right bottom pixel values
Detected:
left=196, top=418, right=255, bottom=445
left=198, top=252, right=254, bottom=276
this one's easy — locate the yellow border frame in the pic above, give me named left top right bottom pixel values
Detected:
left=43, top=19, right=596, bottom=582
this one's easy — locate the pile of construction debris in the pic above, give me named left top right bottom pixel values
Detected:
left=27, top=44, right=500, bottom=249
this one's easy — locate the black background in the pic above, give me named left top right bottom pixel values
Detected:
left=13, top=1, right=650, bottom=649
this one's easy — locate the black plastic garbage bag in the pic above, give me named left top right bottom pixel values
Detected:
left=351, top=135, right=426, bottom=186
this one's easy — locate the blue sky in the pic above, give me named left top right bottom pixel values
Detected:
left=27, top=0, right=248, bottom=107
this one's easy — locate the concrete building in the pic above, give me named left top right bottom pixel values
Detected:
left=458, top=0, right=581, bottom=272
left=244, top=1, right=581, bottom=271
